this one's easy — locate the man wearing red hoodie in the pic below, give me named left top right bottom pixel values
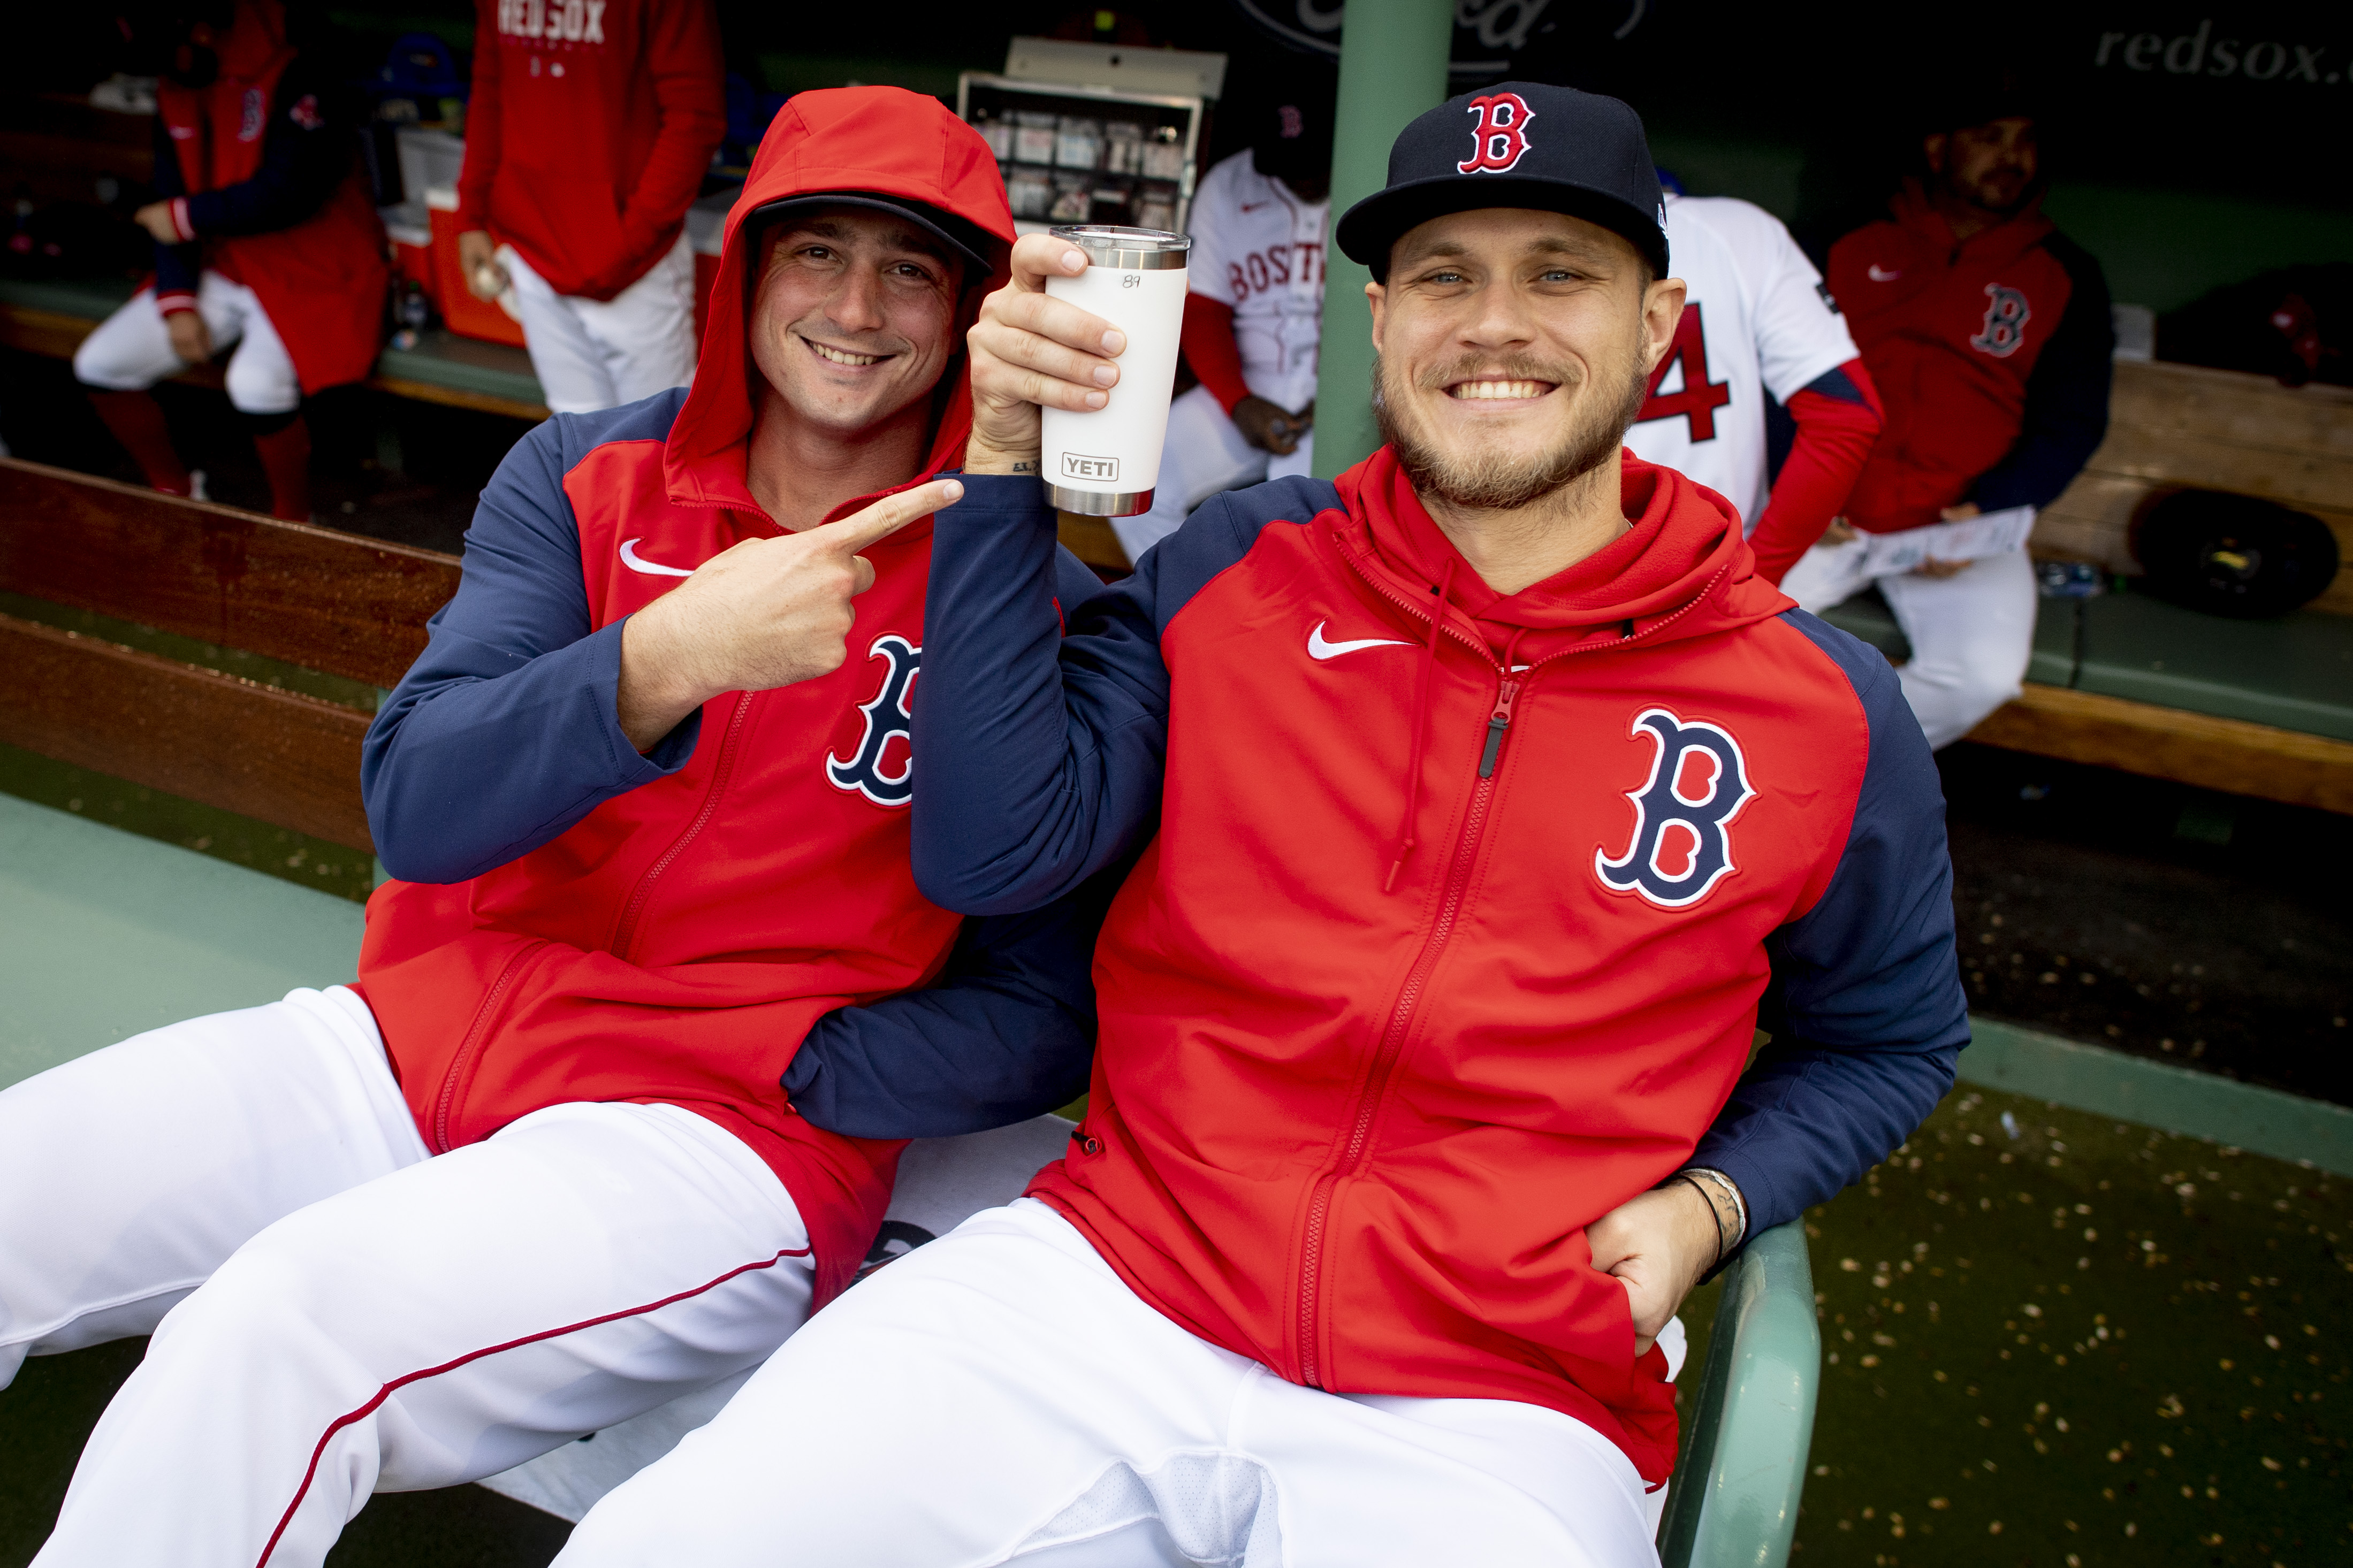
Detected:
left=0, top=90, right=1111, bottom=1568
left=74, top=0, right=388, bottom=520
left=557, top=85, right=1964, bottom=1567
left=1796, top=102, right=2113, bottom=748
left=454, top=0, right=724, bottom=413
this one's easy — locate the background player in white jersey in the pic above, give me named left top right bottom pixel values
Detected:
left=1116, top=85, right=1334, bottom=564
left=1623, top=188, right=1883, bottom=586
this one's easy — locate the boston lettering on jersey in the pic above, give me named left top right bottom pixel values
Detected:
left=1225, top=240, right=1325, bottom=304
left=495, top=0, right=606, bottom=43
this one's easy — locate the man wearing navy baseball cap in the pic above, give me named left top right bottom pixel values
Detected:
left=554, top=85, right=1963, bottom=1568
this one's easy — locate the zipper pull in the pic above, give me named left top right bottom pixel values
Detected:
left=1478, top=679, right=1520, bottom=779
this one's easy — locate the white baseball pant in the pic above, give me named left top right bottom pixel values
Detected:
left=557, top=1198, right=1666, bottom=1568
left=72, top=273, right=301, bottom=416
left=1781, top=541, right=2038, bottom=749
left=1115, top=383, right=1315, bottom=566
left=0, top=986, right=816, bottom=1568
left=502, top=231, right=698, bottom=415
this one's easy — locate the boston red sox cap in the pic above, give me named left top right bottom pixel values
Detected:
left=1335, top=83, right=1669, bottom=282
left=746, top=192, right=1002, bottom=278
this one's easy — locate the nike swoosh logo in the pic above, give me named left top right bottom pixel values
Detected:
left=619, top=538, right=695, bottom=577
left=1306, top=619, right=1412, bottom=661
left=1867, top=264, right=1901, bottom=282
left=1241, top=200, right=1273, bottom=212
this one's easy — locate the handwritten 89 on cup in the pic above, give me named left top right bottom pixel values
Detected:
left=1042, top=226, right=1190, bottom=517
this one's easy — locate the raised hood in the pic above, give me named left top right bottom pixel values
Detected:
left=663, top=86, right=1016, bottom=515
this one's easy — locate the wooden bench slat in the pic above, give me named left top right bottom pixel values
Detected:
left=0, top=612, right=374, bottom=851
left=0, top=457, right=461, bottom=689
left=1966, top=682, right=2353, bottom=815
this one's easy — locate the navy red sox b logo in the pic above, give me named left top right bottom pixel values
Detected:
left=826, top=634, right=920, bottom=807
left=1594, top=708, right=1755, bottom=908
left=1970, top=285, right=2031, bottom=357
left=1458, top=92, right=1536, bottom=174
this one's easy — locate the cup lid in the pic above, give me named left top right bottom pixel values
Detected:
left=1050, top=224, right=1191, bottom=270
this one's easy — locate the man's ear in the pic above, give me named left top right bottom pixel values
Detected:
left=1923, top=131, right=1948, bottom=177
left=1641, top=277, right=1686, bottom=376
left=1366, top=280, right=1387, bottom=353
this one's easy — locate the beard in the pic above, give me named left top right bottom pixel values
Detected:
left=1373, top=347, right=1650, bottom=513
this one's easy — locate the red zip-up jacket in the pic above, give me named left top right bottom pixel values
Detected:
left=1829, top=182, right=2113, bottom=533
left=357, top=88, right=1073, bottom=1305
left=456, top=0, right=724, bottom=300
left=915, top=454, right=1967, bottom=1481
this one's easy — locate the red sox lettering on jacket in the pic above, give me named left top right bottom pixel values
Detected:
left=459, top=0, right=724, bottom=300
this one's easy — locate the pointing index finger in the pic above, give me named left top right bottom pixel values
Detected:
left=811, top=478, right=965, bottom=554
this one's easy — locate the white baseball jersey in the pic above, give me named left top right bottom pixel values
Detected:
left=1185, top=149, right=1329, bottom=415
left=1624, top=195, right=1859, bottom=530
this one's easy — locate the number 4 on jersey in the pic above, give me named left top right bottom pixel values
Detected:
left=1637, top=303, right=1731, bottom=442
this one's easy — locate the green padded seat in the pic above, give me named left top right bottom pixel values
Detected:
left=1815, top=587, right=2076, bottom=688
left=0, top=794, right=363, bottom=1090
left=1657, top=1222, right=1820, bottom=1568
left=1816, top=580, right=2353, bottom=744
left=2074, top=586, right=2353, bottom=740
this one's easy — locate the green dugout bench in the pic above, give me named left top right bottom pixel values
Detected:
left=0, top=459, right=1816, bottom=1565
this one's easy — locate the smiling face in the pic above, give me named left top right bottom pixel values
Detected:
left=748, top=206, right=969, bottom=442
left=1367, top=208, right=1680, bottom=513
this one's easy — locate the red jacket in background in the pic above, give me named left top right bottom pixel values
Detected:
left=458, top=0, right=724, bottom=301
left=360, top=88, right=1016, bottom=1305
left=155, top=0, right=388, bottom=393
left=1827, top=182, right=2075, bottom=533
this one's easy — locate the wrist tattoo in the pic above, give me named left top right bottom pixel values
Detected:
left=1010, top=460, right=1036, bottom=473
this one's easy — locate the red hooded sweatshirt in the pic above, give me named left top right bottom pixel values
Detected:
left=1827, top=182, right=2080, bottom=533
left=153, top=0, right=389, bottom=393
left=915, top=450, right=1968, bottom=1483
left=357, top=87, right=1019, bottom=1305
left=456, top=0, right=725, bottom=301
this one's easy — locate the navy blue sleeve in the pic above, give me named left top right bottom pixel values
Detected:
left=912, top=473, right=1332, bottom=916
left=180, top=56, right=354, bottom=239
left=147, top=116, right=200, bottom=303
left=1692, top=611, right=1970, bottom=1239
left=782, top=856, right=1129, bottom=1138
left=362, top=397, right=700, bottom=883
left=1970, top=236, right=2113, bottom=514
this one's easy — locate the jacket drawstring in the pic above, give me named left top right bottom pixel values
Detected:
left=1385, top=557, right=1455, bottom=893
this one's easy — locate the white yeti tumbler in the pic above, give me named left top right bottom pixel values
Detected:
left=1041, top=225, right=1190, bottom=517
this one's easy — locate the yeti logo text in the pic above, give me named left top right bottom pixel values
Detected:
left=1970, top=285, right=2031, bottom=357
left=1457, top=92, right=1535, bottom=174
left=1061, top=452, right=1120, bottom=483
left=1594, top=708, right=1755, bottom=908
left=826, top=634, right=920, bottom=807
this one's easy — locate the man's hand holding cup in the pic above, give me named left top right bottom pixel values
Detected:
left=964, top=234, right=1128, bottom=477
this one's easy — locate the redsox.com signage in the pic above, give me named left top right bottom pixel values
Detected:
left=2089, top=15, right=2348, bottom=89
